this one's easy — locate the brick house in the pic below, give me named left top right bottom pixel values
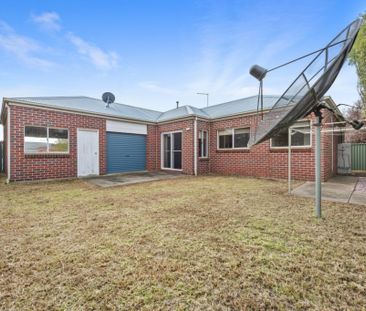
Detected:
left=0, top=95, right=342, bottom=182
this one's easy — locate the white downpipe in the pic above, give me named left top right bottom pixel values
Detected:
left=330, top=115, right=334, bottom=174
left=315, top=116, right=322, bottom=218
left=288, top=127, right=292, bottom=194
left=194, top=117, right=198, bottom=176
left=6, top=105, right=11, bottom=183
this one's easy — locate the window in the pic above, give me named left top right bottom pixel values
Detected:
left=234, top=128, right=250, bottom=148
left=218, top=129, right=232, bottom=149
left=198, top=130, right=208, bottom=158
left=270, top=121, right=311, bottom=148
left=24, top=126, right=69, bottom=154
left=162, top=131, right=182, bottom=170
left=218, top=128, right=250, bottom=149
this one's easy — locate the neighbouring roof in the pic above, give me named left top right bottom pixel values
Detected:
left=1, top=94, right=342, bottom=123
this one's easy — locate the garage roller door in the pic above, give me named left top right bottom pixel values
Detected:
left=106, top=132, right=146, bottom=174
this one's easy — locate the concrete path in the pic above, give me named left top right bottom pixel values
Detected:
left=85, top=171, right=185, bottom=188
left=292, top=176, right=366, bottom=206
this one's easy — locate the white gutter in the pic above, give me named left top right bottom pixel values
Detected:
left=6, top=105, right=10, bottom=183
left=194, top=117, right=198, bottom=176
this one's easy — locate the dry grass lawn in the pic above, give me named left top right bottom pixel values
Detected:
left=0, top=176, right=365, bottom=310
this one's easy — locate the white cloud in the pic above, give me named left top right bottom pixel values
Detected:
left=67, top=33, right=118, bottom=70
left=139, top=81, right=177, bottom=95
left=0, top=21, right=54, bottom=68
left=31, top=12, right=61, bottom=32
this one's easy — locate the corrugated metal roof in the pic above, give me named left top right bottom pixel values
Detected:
left=157, top=105, right=209, bottom=122
left=7, top=96, right=162, bottom=122
left=5, top=95, right=284, bottom=123
left=201, top=95, right=280, bottom=119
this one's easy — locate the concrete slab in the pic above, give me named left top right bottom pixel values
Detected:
left=291, top=182, right=354, bottom=203
left=327, top=175, right=359, bottom=185
left=85, top=171, right=185, bottom=188
left=292, top=176, right=366, bottom=206
left=349, top=192, right=366, bottom=205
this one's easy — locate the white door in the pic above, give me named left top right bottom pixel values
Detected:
left=77, top=129, right=99, bottom=177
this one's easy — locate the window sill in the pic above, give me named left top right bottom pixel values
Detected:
left=25, top=153, right=71, bottom=158
left=199, top=157, right=209, bottom=161
left=270, top=147, right=312, bottom=153
left=216, top=149, right=250, bottom=153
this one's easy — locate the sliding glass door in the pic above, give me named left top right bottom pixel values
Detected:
left=162, top=132, right=182, bottom=170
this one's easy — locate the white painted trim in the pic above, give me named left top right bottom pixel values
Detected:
left=23, top=126, right=70, bottom=155
left=160, top=130, right=183, bottom=171
left=6, top=105, right=10, bottom=183
left=194, top=117, right=197, bottom=176
left=198, top=130, right=209, bottom=159
left=77, top=128, right=100, bottom=177
left=161, top=168, right=183, bottom=172
left=216, top=127, right=251, bottom=150
left=106, top=120, right=147, bottom=135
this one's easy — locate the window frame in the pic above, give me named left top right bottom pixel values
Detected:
left=24, top=126, right=70, bottom=155
left=198, top=130, right=209, bottom=158
left=270, top=120, right=312, bottom=149
left=217, top=127, right=250, bottom=150
left=160, top=130, right=183, bottom=171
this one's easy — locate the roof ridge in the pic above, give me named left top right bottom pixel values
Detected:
left=185, top=105, right=194, bottom=115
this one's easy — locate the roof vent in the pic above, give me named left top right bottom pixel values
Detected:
left=102, top=92, right=115, bottom=108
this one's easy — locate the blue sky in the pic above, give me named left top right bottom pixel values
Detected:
left=0, top=0, right=365, bottom=139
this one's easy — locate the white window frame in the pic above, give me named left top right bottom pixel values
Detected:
left=198, top=130, right=209, bottom=158
left=270, top=120, right=312, bottom=149
left=24, top=126, right=70, bottom=154
left=217, top=127, right=250, bottom=150
left=160, top=130, right=183, bottom=171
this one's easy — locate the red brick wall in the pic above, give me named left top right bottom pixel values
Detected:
left=207, top=111, right=337, bottom=181
left=210, top=112, right=336, bottom=180
left=145, top=112, right=338, bottom=181
left=209, top=114, right=273, bottom=178
left=146, top=124, right=159, bottom=171
left=9, top=105, right=106, bottom=181
left=150, top=120, right=194, bottom=175
left=7, top=104, right=339, bottom=182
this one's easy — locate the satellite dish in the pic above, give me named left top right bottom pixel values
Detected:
left=102, top=92, right=115, bottom=107
left=248, top=18, right=363, bottom=147
left=248, top=17, right=363, bottom=219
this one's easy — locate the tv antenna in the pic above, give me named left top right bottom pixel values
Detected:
left=197, top=92, right=209, bottom=107
left=249, top=17, right=363, bottom=218
left=102, top=92, right=115, bottom=108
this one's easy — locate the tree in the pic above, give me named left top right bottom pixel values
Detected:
left=345, top=99, right=366, bottom=143
left=349, top=14, right=366, bottom=105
